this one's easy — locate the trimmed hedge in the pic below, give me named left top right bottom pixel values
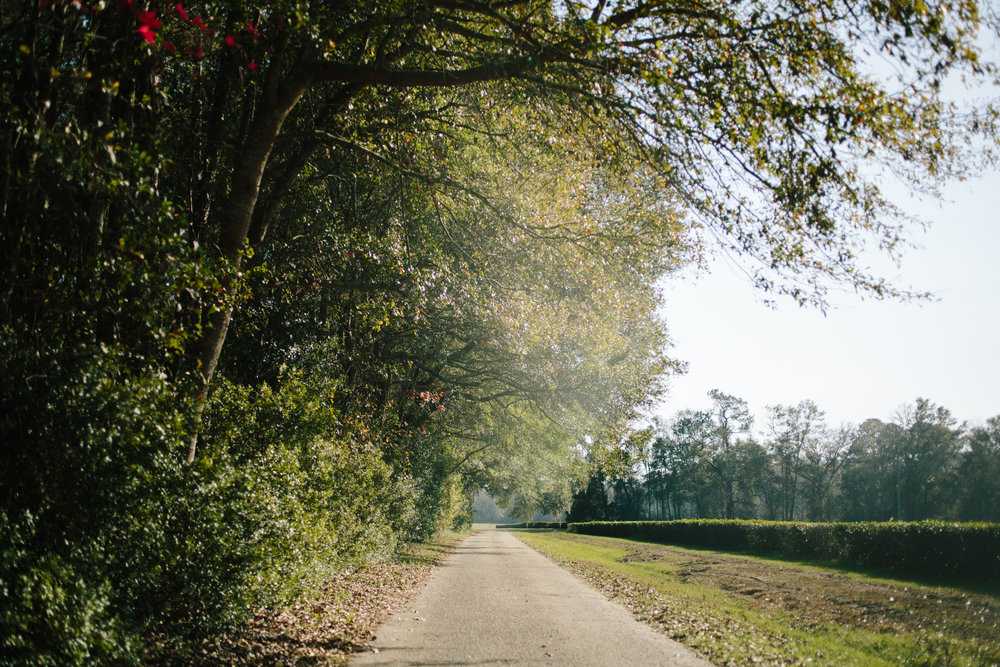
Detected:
left=567, top=520, right=1000, bottom=582
left=496, top=521, right=568, bottom=530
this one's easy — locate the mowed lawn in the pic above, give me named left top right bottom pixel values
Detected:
left=515, top=530, right=1000, bottom=666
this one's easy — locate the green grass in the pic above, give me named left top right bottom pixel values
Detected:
left=516, top=531, right=1000, bottom=666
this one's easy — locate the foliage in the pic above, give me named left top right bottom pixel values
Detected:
left=0, top=511, right=128, bottom=666
left=581, top=392, right=999, bottom=527
left=958, top=418, right=1000, bottom=522
left=567, top=519, right=1000, bottom=582
left=142, top=532, right=465, bottom=665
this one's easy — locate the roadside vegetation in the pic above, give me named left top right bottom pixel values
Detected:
left=517, top=530, right=1000, bottom=666
left=142, top=531, right=465, bottom=665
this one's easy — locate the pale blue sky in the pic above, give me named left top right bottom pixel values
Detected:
left=657, top=171, right=1000, bottom=432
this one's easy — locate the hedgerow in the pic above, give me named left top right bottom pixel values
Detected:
left=567, top=520, right=1000, bottom=582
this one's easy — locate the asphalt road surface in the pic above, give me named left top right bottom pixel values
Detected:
left=352, top=529, right=713, bottom=666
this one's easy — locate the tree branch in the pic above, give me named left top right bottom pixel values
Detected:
left=309, top=57, right=535, bottom=88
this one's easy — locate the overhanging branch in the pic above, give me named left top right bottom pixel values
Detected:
left=310, top=57, right=535, bottom=88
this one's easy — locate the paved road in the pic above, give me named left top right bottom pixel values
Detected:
left=352, top=529, right=712, bottom=666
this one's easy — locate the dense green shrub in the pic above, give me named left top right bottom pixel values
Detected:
left=177, top=374, right=413, bottom=626
left=0, top=330, right=193, bottom=663
left=0, top=349, right=419, bottom=661
left=568, top=520, right=1000, bottom=582
left=0, top=511, right=129, bottom=666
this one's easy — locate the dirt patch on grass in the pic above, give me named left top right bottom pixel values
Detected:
left=144, top=534, right=464, bottom=665
left=620, top=549, right=660, bottom=563
left=619, top=537, right=999, bottom=638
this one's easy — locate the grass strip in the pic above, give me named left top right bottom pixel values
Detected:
left=516, top=531, right=1000, bottom=666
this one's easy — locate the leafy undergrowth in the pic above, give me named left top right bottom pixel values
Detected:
left=143, top=532, right=466, bottom=665
left=517, top=531, right=1000, bottom=666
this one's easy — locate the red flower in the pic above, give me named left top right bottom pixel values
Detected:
left=224, top=35, right=236, bottom=46
left=248, top=61, right=258, bottom=71
left=175, top=3, right=187, bottom=21
left=135, top=8, right=161, bottom=28
left=186, top=46, right=204, bottom=58
left=137, top=23, right=156, bottom=43
left=162, top=40, right=176, bottom=52
left=246, top=21, right=259, bottom=42
left=192, top=15, right=209, bottom=32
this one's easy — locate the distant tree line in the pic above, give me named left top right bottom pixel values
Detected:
left=569, top=392, right=1000, bottom=524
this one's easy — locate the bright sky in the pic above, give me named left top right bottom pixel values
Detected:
left=656, top=171, right=1000, bottom=433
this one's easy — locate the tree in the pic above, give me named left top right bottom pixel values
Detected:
left=616, top=400, right=1000, bottom=525
left=958, top=417, right=1000, bottom=522
left=799, top=424, right=853, bottom=521
left=7, top=0, right=988, bottom=460
left=601, top=428, right=652, bottom=519
left=841, top=418, right=904, bottom=521
left=766, top=400, right=826, bottom=520
left=568, top=469, right=610, bottom=522
left=731, top=438, right=771, bottom=519
left=647, top=412, right=712, bottom=519
left=700, top=390, right=754, bottom=518
left=894, top=399, right=963, bottom=520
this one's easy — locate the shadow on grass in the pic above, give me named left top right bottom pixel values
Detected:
left=398, top=531, right=467, bottom=566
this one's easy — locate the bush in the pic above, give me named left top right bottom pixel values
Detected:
left=567, top=520, right=1000, bottom=582
left=0, top=511, right=129, bottom=666
left=0, top=353, right=417, bottom=660
left=0, top=335, right=197, bottom=663
left=176, top=374, right=410, bottom=626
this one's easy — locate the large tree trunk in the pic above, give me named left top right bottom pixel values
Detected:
left=185, top=71, right=308, bottom=463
